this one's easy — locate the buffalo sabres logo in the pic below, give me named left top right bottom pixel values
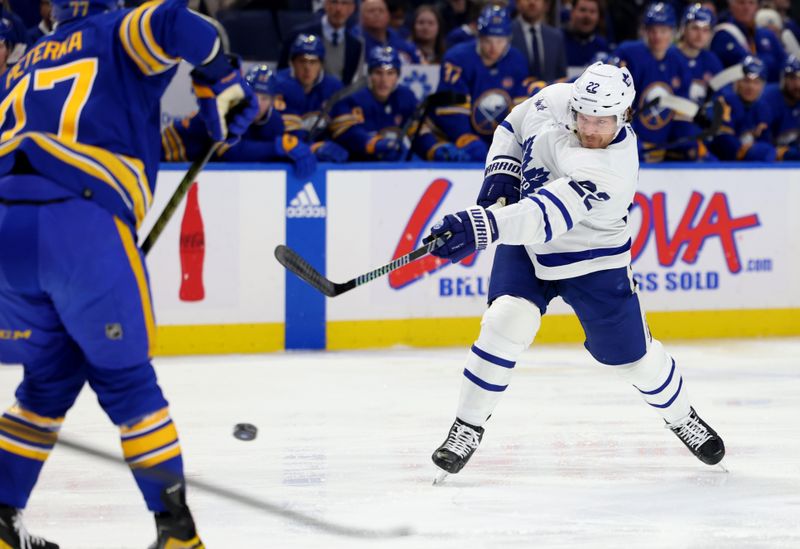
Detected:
left=638, top=82, right=675, bottom=131
left=471, top=89, right=512, bottom=135
left=520, top=135, right=550, bottom=194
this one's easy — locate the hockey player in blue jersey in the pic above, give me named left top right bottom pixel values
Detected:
left=709, top=55, right=776, bottom=161
left=0, top=1, right=258, bottom=547
left=424, top=62, right=725, bottom=483
left=329, top=46, right=468, bottom=162
left=273, top=33, right=349, bottom=164
left=431, top=5, right=529, bottom=162
left=711, top=0, right=785, bottom=83
left=614, top=2, right=699, bottom=162
left=162, top=64, right=318, bottom=177
left=676, top=4, right=724, bottom=106
left=763, top=55, right=800, bottom=160
left=330, top=46, right=414, bottom=161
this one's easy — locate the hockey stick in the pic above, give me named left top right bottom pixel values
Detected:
left=141, top=141, right=219, bottom=255
left=275, top=231, right=451, bottom=297
left=275, top=201, right=503, bottom=297
left=308, top=77, right=368, bottom=142
left=401, top=91, right=468, bottom=161
left=55, top=434, right=412, bottom=539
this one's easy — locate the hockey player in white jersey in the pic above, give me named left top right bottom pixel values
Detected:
left=426, top=62, right=726, bottom=483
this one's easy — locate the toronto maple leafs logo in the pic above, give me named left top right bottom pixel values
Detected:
left=534, top=98, right=546, bottom=111
left=520, top=135, right=550, bottom=194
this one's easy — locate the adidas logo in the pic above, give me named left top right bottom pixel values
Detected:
left=286, top=182, right=326, bottom=218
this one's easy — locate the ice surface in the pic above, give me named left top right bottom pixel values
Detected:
left=2, top=339, right=799, bottom=548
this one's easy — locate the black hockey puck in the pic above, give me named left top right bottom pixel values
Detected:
left=233, top=423, right=258, bottom=441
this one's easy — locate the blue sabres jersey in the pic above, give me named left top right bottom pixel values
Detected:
left=675, top=47, right=724, bottom=104
left=762, top=83, right=800, bottom=148
left=710, top=87, right=773, bottom=160
left=563, top=30, right=608, bottom=74
left=0, top=0, right=219, bottom=230
left=433, top=40, right=529, bottom=144
left=615, top=41, right=694, bottom=152
left=162, top=109, right=286, bottom=162
left=711, top=19, right=786, bottom=83
left=273, top=68, right=343, bottom=142
left=329, top=85, right=417, bottom=160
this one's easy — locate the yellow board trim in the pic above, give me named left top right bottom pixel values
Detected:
left=146, top=309, right=799, bottom=355
left=327, top=308, right=800, bottom=350
left=153, top=323, right=284, bottom=356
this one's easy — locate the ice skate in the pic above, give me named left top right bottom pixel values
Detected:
left=147, top=484, right=205, bottom=549
left=432, top=418, right=484, bottom=484
left=668, top=407, right=725, bottom=467
left=0, top=505, right=59, bottom=549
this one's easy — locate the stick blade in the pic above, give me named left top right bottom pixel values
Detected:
left=274, top=245, right=338, bottom=297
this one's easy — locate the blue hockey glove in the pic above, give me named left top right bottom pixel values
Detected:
left=192, top=54, right=258, bottom=144
left=459, top=138, right=489, bottom=162
left=372, top=137, right=404, bottom=161
left=478, top=156, right=522, bottom=207
left=426, top=206, right=498, bottom=263
left=313, top=141, right=349, bottom=163
left=276, top=134, right=317, bottom=178
left=432, top=143, right=470, bottom=162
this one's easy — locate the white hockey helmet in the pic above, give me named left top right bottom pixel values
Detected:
left=569, top=62, right=636, bottom=134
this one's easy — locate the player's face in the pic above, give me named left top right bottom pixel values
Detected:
left=682, top=22, right=712, bottom=50
left=784, top=73, right=800, bottom=102
left=325, top=0, right=355, bottom=28
left=478, top=36, right=510, bottom=66
left=414, top=9, right=439, bottom=42
left=256, top=94, right=273, bottom=120
left=361, top=0, right=390, bottom=31
left=570, top=0, right=599, bottom=34
left=736, top=76, right=765, bottom=103
left=517, top=0, right=548, bottom=22
left=729, top=0, right=758, bottom=24
left=575, top=112, right=617, bottom=149
left=292, top=56, right=323, bottom=88
left=645, top=25, right=674, bottom=56
left=369, top=67, right=399, bottom=101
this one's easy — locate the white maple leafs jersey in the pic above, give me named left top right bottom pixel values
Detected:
left=486, top=83, right=640, bottom=280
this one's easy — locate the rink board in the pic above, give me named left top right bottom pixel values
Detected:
left=147, top=163, right=800, bottom=354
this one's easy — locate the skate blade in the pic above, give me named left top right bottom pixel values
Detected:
left=716, top=460, right=729, bottom=473
left=433, top=469, right=449, bottom=485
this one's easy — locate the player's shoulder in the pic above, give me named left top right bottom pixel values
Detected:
left=393, top=84, right=418, bottom=104
left=321, top=74, right=343, bottom=91
left=762, top=83, right=782, bottom=102
left=443, top=41, right=477, bottom=65
left=571, top=127, right=639, bottom=186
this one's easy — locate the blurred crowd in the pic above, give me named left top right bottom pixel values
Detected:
left=3, top=0, right=800, bottom=170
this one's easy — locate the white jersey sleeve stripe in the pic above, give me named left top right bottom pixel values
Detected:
left=537, top=188, right=573, bottom=230
left=527, top=196, right=553, bottom=242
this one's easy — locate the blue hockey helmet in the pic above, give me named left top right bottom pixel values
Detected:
left=52, top=0, right=123, bottom=24
left=0, top=19, right=13, bottom=47
left=644, top=2, right=676, bottom=28
left=742, top=55, right=767, bottom=80
left=290, top=33, right=325, bottom=61
left=783, top=55, right=800, bottom=77
left=682, top=4, right=715, bottom=27
left=477, top=5, right=512, bottom=38
left=245, top=64, right=277, bottom=95
left=367, top=46, right=401, bottom=72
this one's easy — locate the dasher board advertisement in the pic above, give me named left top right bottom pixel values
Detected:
left=144, top=168, right=286, bottom=327
left=326, top=165, right=800, bottom=325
